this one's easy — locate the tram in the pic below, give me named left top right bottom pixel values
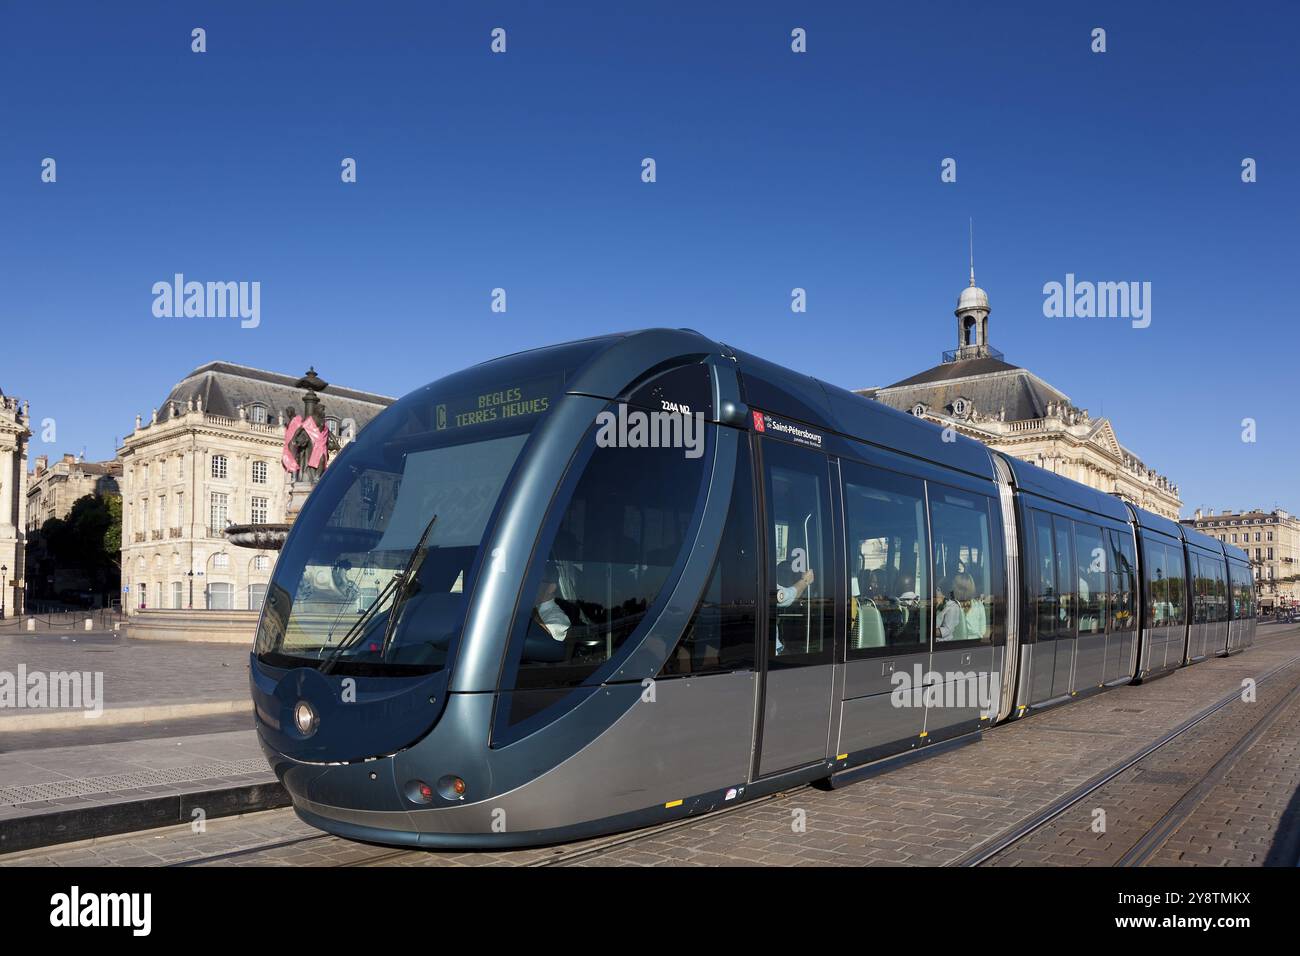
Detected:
left=250, top=329, right=1257, bottom=848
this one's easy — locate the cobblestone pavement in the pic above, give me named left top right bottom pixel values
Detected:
left=986, top=647, right=1300, bottom=867
left=0, top=631, right=249, bottom=712
left=3, top=626, right=1297, bottom=867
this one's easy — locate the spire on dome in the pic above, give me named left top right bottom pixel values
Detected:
left=969, top=217, right=976, bottom=287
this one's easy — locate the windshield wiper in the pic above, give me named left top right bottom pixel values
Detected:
left=322, top=513, right=438, bottom=667
left=378, top=513, right=440, bottom=657
left=324, top=570, right=402, bottom=654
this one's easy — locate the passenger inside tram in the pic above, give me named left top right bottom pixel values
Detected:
left=773, top=559, right=815, bottom=655
left=934, top=578, right=966, bottom=641
left=953, top=571, right=986, bottom=639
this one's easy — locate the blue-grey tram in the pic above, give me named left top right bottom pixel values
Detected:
left=251, top=329, right=1257, bottom=848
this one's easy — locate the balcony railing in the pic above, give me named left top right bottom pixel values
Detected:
left=942, top=345, right=1005, bottom=363
left=168, top=527, right=183, bottom=538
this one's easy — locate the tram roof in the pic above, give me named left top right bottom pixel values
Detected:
left=991, top=452, right=1132, bottom=523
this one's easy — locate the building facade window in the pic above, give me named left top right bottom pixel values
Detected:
left=212, top=455, right=228, bottom=479
left=210, top=493, right=228, bottom=530
left=214, top=553, right=229, bottom=570
left=251, top=496, right=268, bottom=524
left=254, top=554, right=270, bottom=571
left=248, top=403, right=268, bottom=424
left=252, top=460, right=267, bottom=484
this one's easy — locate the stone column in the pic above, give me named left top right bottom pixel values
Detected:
left=0, top=446, right=14, bottom=534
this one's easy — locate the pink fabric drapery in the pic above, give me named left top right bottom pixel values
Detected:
left=282, top=415, right=329, bottom=473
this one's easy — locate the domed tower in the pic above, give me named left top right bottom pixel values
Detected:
left=954, top=265, right=991, bottom=360
left=956, top=226, right=993, bottom=361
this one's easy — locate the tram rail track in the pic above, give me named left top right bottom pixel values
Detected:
left=164, top=630, right=1297, bottom=869
left=954, top=644, right=1300, bottom=867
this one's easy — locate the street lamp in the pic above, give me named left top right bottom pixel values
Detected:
left=187, top=569, right=194, bottom=609
left=0, top=564, right=7, bottom=619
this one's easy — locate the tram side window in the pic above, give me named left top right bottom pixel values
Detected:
left=1109, top=530, right=1137, bottom=632
left=929, top=489, right=996, bottom=645
left=1215, top=561, right=1228, bottom=622
left=1193, top=555, right=1212, bottom=625
left=1213, top=562, right=1229, bottom=623
left=661, top=440, right=757, bottom=677
left=1073, top=523, right=1107, bottom=635
left=1053, top=516, right=1076, bottom=637
left=507, top=423, right=707, bottom=697
left=843, top=465, right=930, bottom=659
left=765, top=443, right=834, bottom=663
left=1230, top=564, right=1253, bottom=619
left=1166, top=546, right=1186, bottom=624
left=1145, top=539, right=1172, bottom=626
left=1032, top=510, right=1058, bottom=640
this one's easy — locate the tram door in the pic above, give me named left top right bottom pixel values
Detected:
left=755, top=439, right=836, bottom=777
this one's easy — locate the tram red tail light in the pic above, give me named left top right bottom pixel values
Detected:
left=404, top=780, right=434, bottom=804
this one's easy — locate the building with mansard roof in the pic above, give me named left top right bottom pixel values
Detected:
left=857, top=270, right=1183, bottom=520
left=118, top=362, right=393, bottom=614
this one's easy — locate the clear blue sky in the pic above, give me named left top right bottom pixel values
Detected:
left=1, top=1, right=1296, bottom=517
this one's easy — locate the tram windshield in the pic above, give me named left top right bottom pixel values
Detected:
left=254, top=352, right=586, bottom=676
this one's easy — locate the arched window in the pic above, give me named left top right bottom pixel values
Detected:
left=247, top=403, right=268, bottom=424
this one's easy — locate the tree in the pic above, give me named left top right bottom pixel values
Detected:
left=103, top=495, right=122, bottom=568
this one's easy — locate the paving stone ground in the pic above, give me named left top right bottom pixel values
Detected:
left=3, top=624, right=1297, bottom=867
left=0, top=630, right=249, bottom=715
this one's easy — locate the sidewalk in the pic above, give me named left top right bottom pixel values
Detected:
left=0, top=729, right=284, bottom=855
left=0, top=629, right=251, bottom=730
left=0, top=630, right=280, bottom=855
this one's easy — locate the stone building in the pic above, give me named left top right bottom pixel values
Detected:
left=1184, top=509, right=1300, bottom=608
left=118, top=362, right=393, bottom=614
left=0, top=388, right=31, bottom=616
left=26, top=454, right=122, bottom=532
left=857, top=269, right=1183, bottom=520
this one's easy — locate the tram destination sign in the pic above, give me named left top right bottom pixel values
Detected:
left=434, top=375, right=559, bottom=432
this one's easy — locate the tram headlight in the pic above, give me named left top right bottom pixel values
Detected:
left=293, top=700, right=318, bottom=737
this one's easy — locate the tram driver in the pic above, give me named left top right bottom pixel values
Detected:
left=522, top=563, right=575, bottom=663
